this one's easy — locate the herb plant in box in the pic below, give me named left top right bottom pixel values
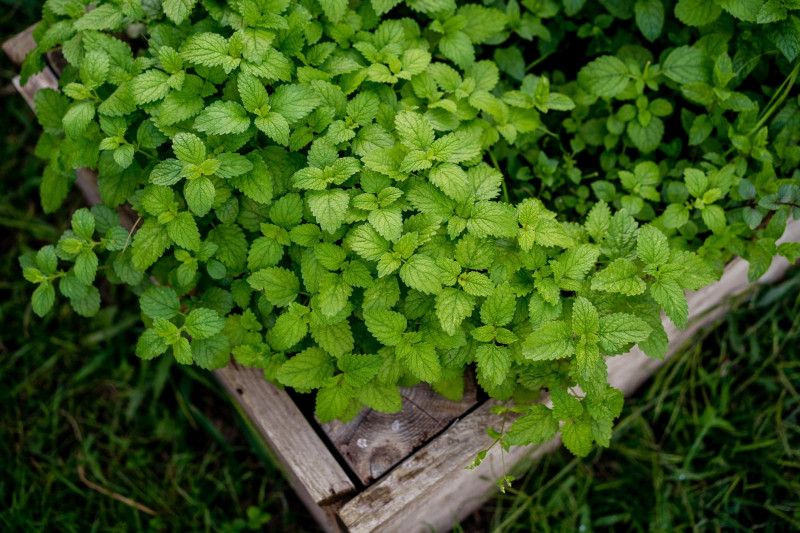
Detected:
left=17, top=0, right=800, bottom=471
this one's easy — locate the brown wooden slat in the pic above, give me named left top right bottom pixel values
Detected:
left=214, top=364, right=356, bottom=511
left=321, top=375, right=478, bottom=484
left=339, top=219, right=800, bottom=533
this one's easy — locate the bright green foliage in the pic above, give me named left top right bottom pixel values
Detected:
left=20, top=0, right=800, bottom=462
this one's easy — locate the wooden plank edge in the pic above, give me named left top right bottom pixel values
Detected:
left=215, top=365, right=356, bottom=530
left=340, top=219, right=800, bottom=533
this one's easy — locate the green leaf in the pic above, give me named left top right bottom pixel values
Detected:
left=480, top=284, right=517, bottom=327
left=371, top=0, right=402, bottom=16
left=136, top=329, right=169, bottom=360
left=399, top=254, right=442, bottom=294
left=339, top=354, right=383, bottom=386
left=505, top=404, right=559, bottom=446
left=140, top=286, right=180, bottom=320
left=172, top=132, right=206, bottom=165
left=459, top=271, right=495, bottom=297
left=208, top=223, right=248, bottom=270
left=635, top=0, right=664, bottom=41
left=74, top=4, right=123, bottom=31
left=663, top=46, right=708, bottom=84
left=394, top=110, right=435, bottom=151
left=184, top=177, right=215, bottom=217
left=364, top=308, right=407, bottom=346
left=248, top=267, right=300, bottom=306
left=255, top=112, right=290, bottom=145
left=572, top=297, right=599, bottom=336
left=132, top=70, right=170, bottom=104
left=194, top=101, right=251, bottom=135
left=80, top=50, right=109, bottom=89
left=429, top=163, right=471, bottom=203
left=192, top=334, right=231, bottom=370
left=597, top=313, right=652, bottom=353
left=435, top=288, right=476, bottom=335
left=308, top=189, right=349, bottom=234
left=269, top=84, right=320, bottom=124
left=662, top=203, right=690, bottom=229
left=74, top=249, right=98, bottom=285
left=769, top=19, right=800, bottom=62
left=476, top=344, right=511, bottom=387
left=31, top=282, right=56, bottom=317
left=719, top=0, right=761, bottom=22
left=468, top=201, right=518, bottom=238
left=402, top=341, right=442, bottom=382
left=701, top=205, right=727, bottom=234
left=318, top=0, right=348, bottom=23
left=71, top=208, right=95, bottom=241
left=132, top=221, right=172, bottom=270
left=163, top=0, right=198, bottom=24
left=591, top=259, right=646, bottom=296
left=310, top=319, right=354, bottom=357
left=315, top=383, right=351, bottom=423
left=651, top=278, right=688, bottom=329
left=180, top=33, right=233, bottom=69
left=269, top=310, right=309, bottom=351
left=439, top=31, right=474, bottom=69
left=637, top=225, right=669, bottom=266
left=627, top=116, right=664, bottom=153
left=577, top=56, right=629, bottom=98
left=561, top=416, right=594, bottom=457
left=277, top=348, right=334, bottom=389
left=674, top=0, right=722, bottom=26
left=355, top=382, right=403, bottom=413
left=168, top=212, right=201, bottom=251
left=62, top=101, right=95, bottom=139
left=523, top=321, right=574, bottom=361
left=184, top=308, right=225, bottom=339
left=347, top=224, right=391, bottom=261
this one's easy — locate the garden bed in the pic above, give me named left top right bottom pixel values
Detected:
left=7, top=21, right=800, bottom=533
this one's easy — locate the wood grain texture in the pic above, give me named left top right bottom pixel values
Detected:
left=321, top=374, right=478, bottom=485
left=214, top=363, right=356, bottom=511
left=339, top=219, right=800, bottom=533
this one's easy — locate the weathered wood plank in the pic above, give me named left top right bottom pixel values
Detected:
left=339, top=219, right=800, bottom=533
left=321, top=374, right=478, bottom=484
left=214, top=363, right=357, bottom=510
left=11, top=70, right=57, bottom=108
left=2, top=23, right=36, bottom=65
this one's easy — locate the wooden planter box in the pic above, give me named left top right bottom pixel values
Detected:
left=6, top=27, right=800, bottom=533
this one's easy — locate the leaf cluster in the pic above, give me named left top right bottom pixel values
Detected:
left=20, top=0, right=800, bottom=458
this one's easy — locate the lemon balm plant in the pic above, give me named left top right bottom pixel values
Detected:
left=18, top=0, right=800, bottom=459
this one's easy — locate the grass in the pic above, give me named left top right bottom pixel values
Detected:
left=1, top=2, right=799, bottom=531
